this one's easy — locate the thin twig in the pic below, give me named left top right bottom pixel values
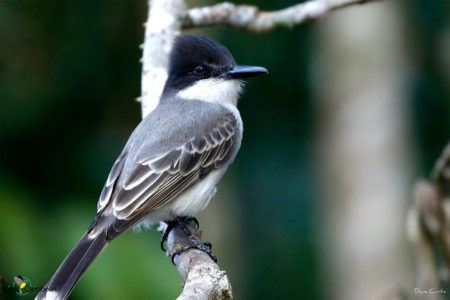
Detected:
left=182, top=0, right=379, bottom=32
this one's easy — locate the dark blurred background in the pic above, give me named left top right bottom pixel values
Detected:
left=0, top=0, right=448, bottom=299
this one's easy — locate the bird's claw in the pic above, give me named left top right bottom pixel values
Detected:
left=160, top=220, right=177, bottom=252
left=171, top=239, right=217, bottom=264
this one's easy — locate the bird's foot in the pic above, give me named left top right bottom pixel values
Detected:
left=160, top=216, right=199, bottom=252
left=171, top=216, right=217, bottom=264
left=171, top=238, right=217, bottom=264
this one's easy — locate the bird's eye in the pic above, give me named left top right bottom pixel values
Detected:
left=193, top=65, right=205, bottom=75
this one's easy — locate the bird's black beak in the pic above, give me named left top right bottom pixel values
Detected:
left=221, top=65, right=268, bottom=79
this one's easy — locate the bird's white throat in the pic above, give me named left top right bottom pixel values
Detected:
left=176, top=78, right=243, bottom=107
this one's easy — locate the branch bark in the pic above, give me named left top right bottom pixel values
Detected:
left=140, top=0, right=186, bottom=118
left=159, top=222, right=233, bottom=300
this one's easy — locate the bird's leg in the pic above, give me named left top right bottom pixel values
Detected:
left=160, top=220, right=178, bottom=251
left=171, top=216, right=217, bottom=263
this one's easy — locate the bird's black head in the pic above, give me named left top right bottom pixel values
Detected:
left=162, top=35, right=267, bottom=101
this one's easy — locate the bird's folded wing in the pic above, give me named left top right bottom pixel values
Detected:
left=97, top=112, right=238, bottom=223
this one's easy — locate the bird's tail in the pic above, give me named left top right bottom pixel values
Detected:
left=35, top=229, right=108, bottom=300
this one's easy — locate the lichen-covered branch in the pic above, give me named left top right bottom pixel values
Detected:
left=182, top=0, right=379, bottom=32
left=139, top=0, right=186, bottom=118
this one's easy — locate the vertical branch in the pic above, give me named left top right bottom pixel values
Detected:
left=313, top=1, right=413, bottom=299
left=140, top=0, right=186, bottom=118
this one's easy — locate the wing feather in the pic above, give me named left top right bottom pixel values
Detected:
left=123, top=164, right=153, bottom=190
left=179, top=148, right=204, bottom=175
left=97, top=149, right=129, bottom=211
left=149, top=148, right=182, bottom=171
left=114, top=173, right=167, bottom=211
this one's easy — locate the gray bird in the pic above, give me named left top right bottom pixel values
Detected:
left=36, top=35, right=267, bottom=300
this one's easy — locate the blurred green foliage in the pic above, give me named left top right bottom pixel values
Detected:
left=0, top=1, right=448, bottom=300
